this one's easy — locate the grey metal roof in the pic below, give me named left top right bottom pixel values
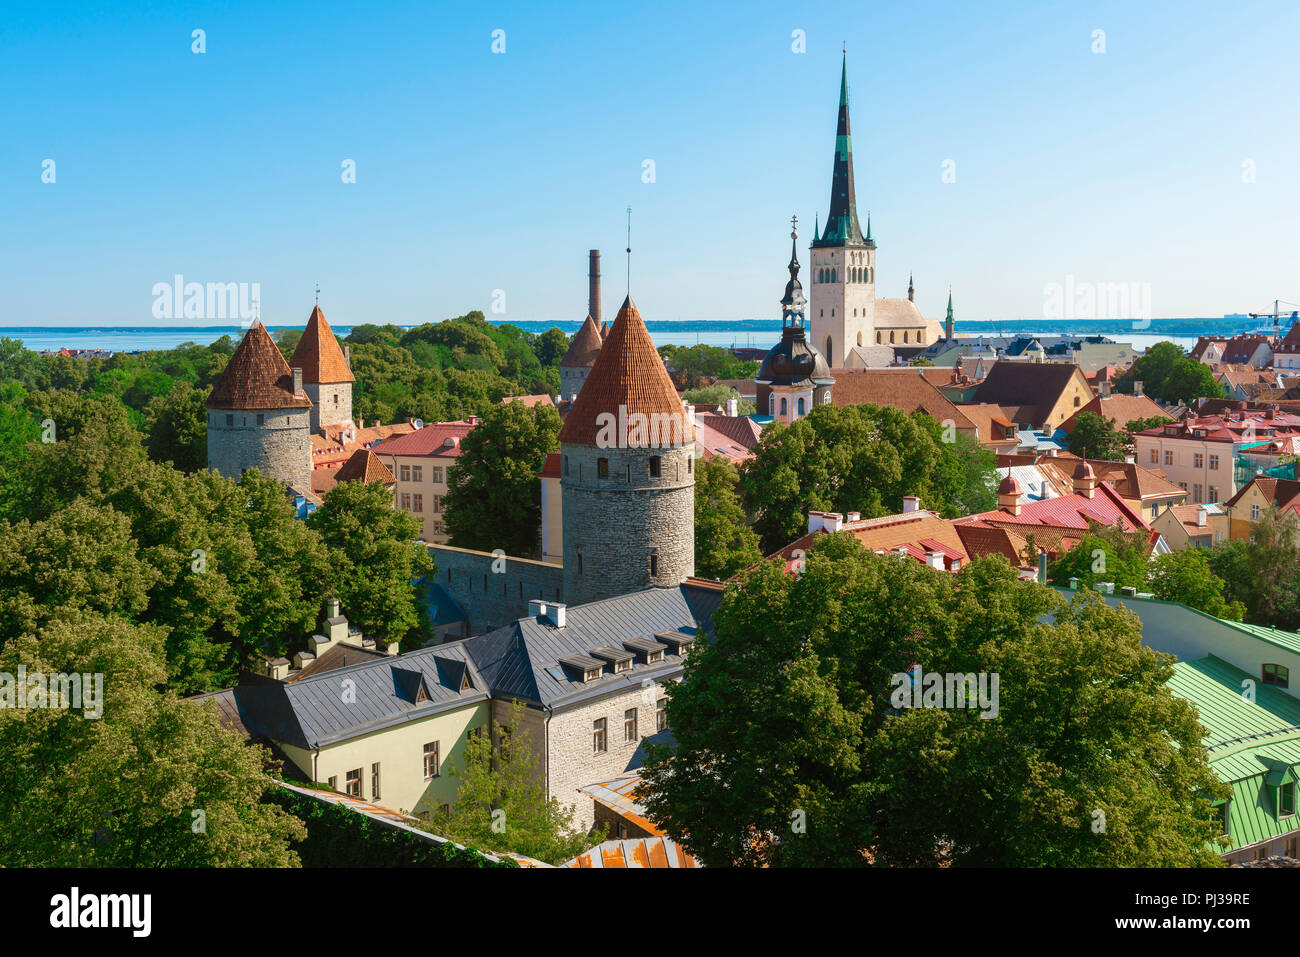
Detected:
left=230, top=641, right=489, bottom=750
left=465, top=584, right=723, bottom=710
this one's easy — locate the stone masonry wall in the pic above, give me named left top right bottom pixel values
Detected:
left=545, top=677, right=679, bottom=833
left=429, top=544, right=564, bottom=636
left=207, top=407, right=311, bottom=490
left=561, top=443, right=694, bottom=607
left=304, top=381, right=352, bottom=433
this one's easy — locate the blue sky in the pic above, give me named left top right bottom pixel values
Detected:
left=2, top=0, right=1297, bottom=328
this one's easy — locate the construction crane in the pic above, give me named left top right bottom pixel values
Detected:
left=1247, top=299, right=1300, bottom=337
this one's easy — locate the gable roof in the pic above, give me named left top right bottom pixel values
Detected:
left=764, top=510, right=971, bottom=574
left=558, top=297, right=692, bottom=447
left=231, top=641, right=489, bottom=750
left=1059, top=393, right=1171, bottom=434
left=371, top=421, right=476, bottom=458
left=332, top=448, right=396, bottom=486
left=205, top=322, right=313, bottom=411
left=560, top=315, right=604, bottom=369
left=972, top=361, right=1088, bottom=418
left=464, top=583, right=722, bottom=710
left=290, top=306, right=354, bottom=384
left=830, top=369, right=974, bottom=430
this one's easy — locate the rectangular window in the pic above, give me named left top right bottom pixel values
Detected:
left=433, top=520, right=444, bottom=535
left=1165, top=451, right=1174, bottom=466
left=650, top=554, right=658, bottom=577
left=400, top=465, right=411, bottom=482
left=225, top=414, right=234, bottom=427
left=1264, top=664, right=1290, bottom=688
left=1282, top=782, right=1296, bottom=817
left=656, top=698, right=667, bottom=732
left=1209, top=486, right=1218, bottom=502
left=424, top=741, right=440, bottom=780
left=597, top=458, right=609, bottom=479
left=1193, top=453, right=1204, bottom=468
left=624, top=708, right=637, bottom=742
left=413, top=494, right=423, bottom=513
left=433, top=495, right=442, bottom=513
left=412, top=466, right=423, bottom=482
left=1149, top=448, right=1158, bottom=464
left=431, top=467, right=444, bottom=483
left=1193, top=484, right=1202, bottom=502
left=256, top=413, right=264, bottom=426
left=649, top=456, right=661, bottom=478
left=371, top=762, right=381, bottom=800
left=1209, top=454, right=1219, bottom=470
left=327, top=776, right=337, bottom=791
left=401, top=493, right=411, bottom=510
left=1252, top=504, right=1261, bottom=520
left=345, top=768, right=361, bottom=797
left=592, top=718, right=607, bottom=754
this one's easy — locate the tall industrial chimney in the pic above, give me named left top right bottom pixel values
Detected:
left=588, top=249, right=601, bottom=323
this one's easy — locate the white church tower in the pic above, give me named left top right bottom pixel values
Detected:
left=809, top=55, right=875, bottom=369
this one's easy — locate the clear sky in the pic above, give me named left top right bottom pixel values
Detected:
left=3, top=0, right=1297, bottom=328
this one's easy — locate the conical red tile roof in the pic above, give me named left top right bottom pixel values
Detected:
left=206, top=322, right=312, bottom=411
left=560, top=314, right=603, bottom=368
left=290, top=306, right=354, bottom=384
left=559, top=297, right=693, bottom=447
left=334, top=447, right=396, bottom=485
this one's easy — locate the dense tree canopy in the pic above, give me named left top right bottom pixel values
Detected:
left=442, top=401, right=562, bottom=558
left=694, top=457, right=763, bottom=579
left=1116, top=341, right=1224, bottom=405
left=640, top=537, right=1228, bottom=867
left=739, top=403, right=999, bottom=553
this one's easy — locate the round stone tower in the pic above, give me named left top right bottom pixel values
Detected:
left=559, top=313, right=603, bottom=402
left=560, top=296, right=694, bottom=606
left=205, top=320, right=313, bottom=490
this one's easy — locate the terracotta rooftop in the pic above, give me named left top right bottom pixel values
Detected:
left=371, top=420, right=478, bottom=458
left=962, top=481, right=1149, bottom=535
left=537, top=451, right=561, bottom=479
left=332, top=448, right=396, bottom=486
left=1224, top=476, right=1300, bottom=511
left=830, top=369, right=975, bottom=431
left=1059, top=393, right=1170, bottom=434
left=560, top=314, right=604, bottom=369
left=206, top=321, right=312, bottom=411
left=765, top=510, right=971, bottom=575
left=290, top=306, right=354, bottom=384
left=500, top=393, right=555, bottom=408
left=559, top=297, right=693, bottom=447
left=971, top=361, right=1088, bottom=421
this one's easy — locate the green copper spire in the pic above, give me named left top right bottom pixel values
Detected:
left=945, top=287, right=955, bottom=339
left=812, top=212, right=820, bottom=243
left=812, top=54, right=865, bottom=249
left=866, top=211, right=872, bottom=243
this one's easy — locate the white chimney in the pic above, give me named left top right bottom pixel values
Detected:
left=846, top=511, right=861, bottom=523
left=902, top=496, right=921, bottom=513
left=684, top=402, right=696, bottom=427
left=1135, top=380, right=1144, bottom=397
left=925, top=550, right=945, bottom=571
left=1100, top=381, right=1111, bottom=397
left=807, top=511, right=843, bottom=534
left=266, top=658, right=290, bottom=680
left=726, top=397, right=738, bottom=417
left=528, top=599, right=565, bottom=628
left=1197, top=507, right=1208, bottom=528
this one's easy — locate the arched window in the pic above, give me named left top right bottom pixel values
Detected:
left=1073, top=395, right=1081, bottom=407
left=597, top=457, right=609, bottom=478
left=877, top=332, right=882, bottom=344
left=903, top=331, right=909, bottom=343
left=890, top=331, right=895, bottom=343
left=769, top=394, right=775, bottom=414
left=825, top=337, right=833, bottom=367
left=832, top=269, right=837, bottom=283
left=780, top=397, right=788, bottom=417
left=857, top=332, right=863, bottom=346
left=822, top=391, right=832, bottom=404
left=797, top=397, right=805, bottom=416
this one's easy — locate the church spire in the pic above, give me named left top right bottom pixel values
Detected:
left=945, top=288, right=955, bottom=340
left=812, top=53, right=865, bottom=248
left=781, top=216, right=806, bottom=326
left=908, top=273, right=914, bottom=302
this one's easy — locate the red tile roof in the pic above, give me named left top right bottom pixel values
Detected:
left=558, top=297, right=693, bottom=447
left=560, top=314, right=603, bottom=368
left=500, top=394, right=555, bottom=408
left=537, top=451, right=561, bottom=479
left=333, top=448, right=396, bottom=486
left=1059, top=393, right=1170, bottom=434
left=290, top=306, right=355, bottom=384
left=206, top=321, right=312, bottom=411
left=371, top=421, right=477, bottom=458
left=830, top=369, right=975, bottom=431
left=965, top=481, right=1149, bottom=534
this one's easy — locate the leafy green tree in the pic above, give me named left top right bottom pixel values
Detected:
left=694, top=457, right=763, bottom=579
left=683, top=384, right=741, bottom=407
left=740, top=403, right=997, bottom=553
left=1148, top=548, right=1245, bottom=620
left=0, top=608, right=307, bottom=866
left=145, top=381, right=208, bottom=472
left=1065, top=411, right=1125, bottom=461
left=908, top=356, right=936, bottom=366
left=640, top=537, right=1227, bottom=866
left=1046, top=523, right=1150, bottom=591
left=1117, top=341, right=1224, bottom=404
left=308, top=479, right=434, bottom=649
left=438, top=702, right=602, bottom=865
left=274, top=328, right=304, bottom=360
left=535, top=327, right=569, bottom=367
left=1211, top=511, right=1300, bottom=629
left=442, top=402, right=561, bottom=557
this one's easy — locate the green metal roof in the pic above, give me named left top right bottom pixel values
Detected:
left=1168, top=655, right=1300, bottom=850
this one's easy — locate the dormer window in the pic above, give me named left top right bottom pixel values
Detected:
left=1263, top=664, right=1289, bottom=688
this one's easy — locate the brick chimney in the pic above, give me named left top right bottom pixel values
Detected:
left=588, top=250, right=602, bottom=324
